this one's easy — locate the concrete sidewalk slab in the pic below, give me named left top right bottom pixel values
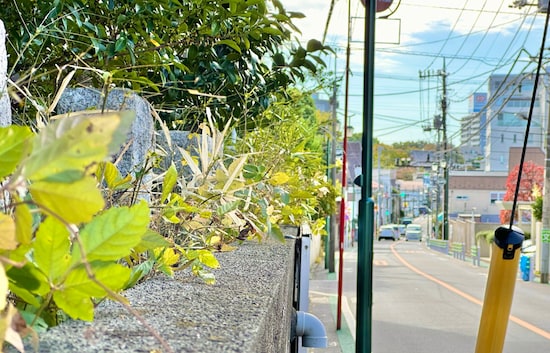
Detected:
left=308, top=261, right=350, bottom=353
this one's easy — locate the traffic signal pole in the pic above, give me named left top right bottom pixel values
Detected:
left=356, top=0, right=375, bottom=352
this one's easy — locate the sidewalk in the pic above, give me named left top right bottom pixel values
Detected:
left=307, top=260, right=352, bottom=353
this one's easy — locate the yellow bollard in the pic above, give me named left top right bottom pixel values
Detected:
left=475, top=226, right=523, bottom=353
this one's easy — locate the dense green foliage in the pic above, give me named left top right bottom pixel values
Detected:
left=0, top=2, right=336, bottom=349
left=2, top=0, right=330, bottom=131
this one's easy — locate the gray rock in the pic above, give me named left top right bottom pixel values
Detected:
left=0, top=20, right=11, bottom=126
left=56, top=87, right=154, bottom=177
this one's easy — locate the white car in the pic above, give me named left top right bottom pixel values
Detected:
left=378, top=225, right=399, bottom=241
left=405, top=224, right=422, bottom=241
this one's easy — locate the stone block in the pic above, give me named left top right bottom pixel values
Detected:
left=56, top=87, right=154, bottom=176
left=0, top=20, right=11, bottom=127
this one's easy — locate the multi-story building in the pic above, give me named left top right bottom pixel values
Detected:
left=460, top=93, right=487, bottom=168
left=484, top=73, right=547, bottom=171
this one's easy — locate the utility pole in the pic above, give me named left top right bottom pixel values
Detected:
left=542, top=74, right=550, bottom=284
left=441, top=59, right=450, bottom=241
left=420, top=59, right=449, bottom=239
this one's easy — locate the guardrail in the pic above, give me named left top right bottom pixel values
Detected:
left=427, top=238, right=449, bottom=254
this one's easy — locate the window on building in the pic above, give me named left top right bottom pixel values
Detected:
left=501, top=134, right=504, bottom=143
left=513, top=134, right=517, bottom=143
left=490, top=192, right=505, bottom=204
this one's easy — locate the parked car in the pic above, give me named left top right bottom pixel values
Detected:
left=378, top=225, right=399, bottom=241
left=405, top=224, right=422, bottom=241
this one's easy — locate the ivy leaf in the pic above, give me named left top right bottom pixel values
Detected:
left=34, top=217, right=71, bottom=282
left=161, top=164, right=178, bottom=203
left=72, top=201, right=149, bottom=263
left=0, top=213, right=17, bottom=250
left=0, top=125, right=33, bottom=179
left=29, top=177, right=105, bottom=224
left=23, top=112, right=135, bottom=181
left=53, top=262, right=131, bottom=321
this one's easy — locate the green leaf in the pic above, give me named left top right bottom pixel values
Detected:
left=114, top=36, right=127, bottom=52
left=6, top=263, right=50, bottom=296
left=0, top=125, right=33, bottom=179
left=161, top=164, right=178, bottom=203
left=270, top=224, right=285, bottom=242
left=134, top=229, right=171, bottom=253
left=306, top=39, right=324, bottom=52
left=23, top=112, right=135, bottom=181
left=72, top=201, right=149, bottom=263
left=96, top=161, right=132, bottom=190
left=34, top=217, right=71, bottom=281
left=125, top=259, right=154, bottom=289
left=53, top=289, right=94, bottom=321
left=214, top=39, right=242, bottom=54
left=29, top=177, right=105, bottom=224
left=53, top=262, right=131, bottom=321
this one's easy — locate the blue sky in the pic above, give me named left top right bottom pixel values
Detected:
left=280, top=0, right=549, bottom=146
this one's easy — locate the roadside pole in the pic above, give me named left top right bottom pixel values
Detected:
left=356, top=0, right=375, bottom=351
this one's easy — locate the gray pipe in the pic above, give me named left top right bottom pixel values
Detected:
left=295, top=311, right=328, bottom=348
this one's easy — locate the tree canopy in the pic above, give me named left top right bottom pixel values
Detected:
left=500, top=161, right=544, bottom=224
left=2, top=0, right=331, bottom=130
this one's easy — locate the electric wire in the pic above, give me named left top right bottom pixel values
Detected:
left=509, top=3, right=550, bottom=227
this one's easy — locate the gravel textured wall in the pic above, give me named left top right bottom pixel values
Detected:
left=15, top=240, right=295, bottom=353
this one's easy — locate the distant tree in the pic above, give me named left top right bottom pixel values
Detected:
left=500, top=161, right=544, bottom=224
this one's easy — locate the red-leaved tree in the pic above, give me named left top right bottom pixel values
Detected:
left=500, top=161, right=544, bottom=224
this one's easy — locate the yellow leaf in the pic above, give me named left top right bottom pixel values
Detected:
left=29, top=177, right=105, bottom=224
left=198, top=250, right=219, bottom=269
left=218, top=244, right=237, bottom=252
left=0, top=214, right=17, bottom=250
left=15, top=203, right=33, bottom=245
left=269, top=172, right=290, bottom=186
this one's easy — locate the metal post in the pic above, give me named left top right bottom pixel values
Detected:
left=357, top=0, right=375, bottom=351
left=337, top=0, right=352, bottom=330
left=328, top=81, right=338, bottom=274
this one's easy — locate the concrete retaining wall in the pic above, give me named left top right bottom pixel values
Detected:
left=17, top=240, right=295, bottom=353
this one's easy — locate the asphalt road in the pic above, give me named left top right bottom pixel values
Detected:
left=325, top=239, right=550, bottom=353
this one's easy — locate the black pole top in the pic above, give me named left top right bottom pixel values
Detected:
left=494, top=226, right=524, bottom=260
